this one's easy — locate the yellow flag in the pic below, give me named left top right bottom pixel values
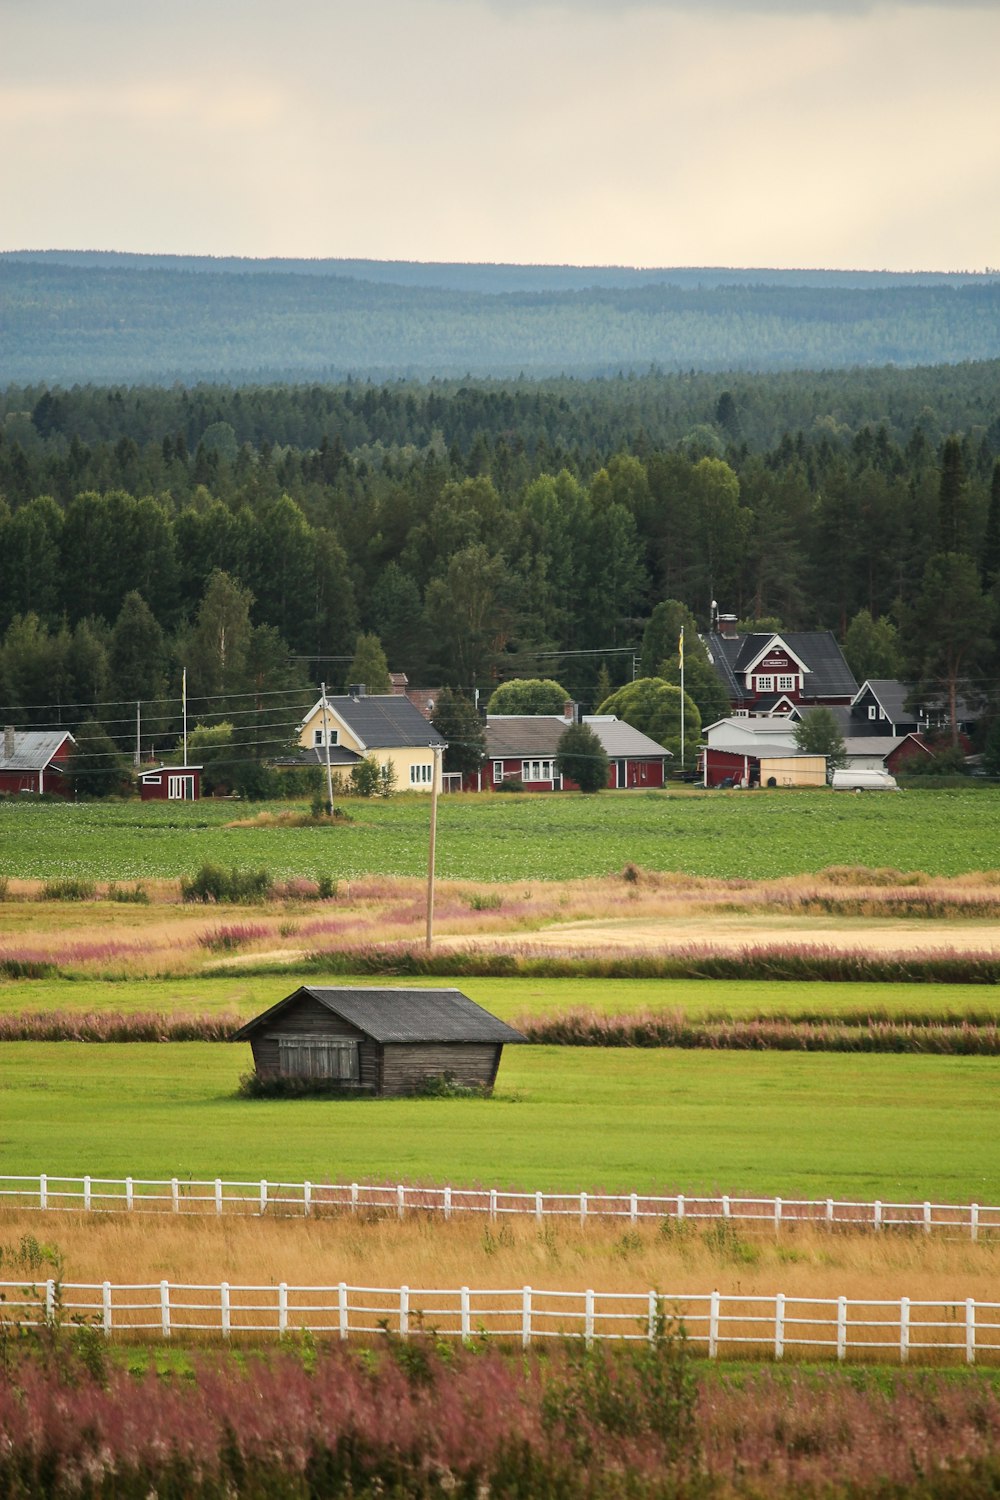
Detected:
left=678, top=628, right=684, bottom=671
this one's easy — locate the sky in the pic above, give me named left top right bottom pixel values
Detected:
left=3, top=0, right=999, bottom=271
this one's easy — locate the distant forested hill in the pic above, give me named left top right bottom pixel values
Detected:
left=2, top=253, right=999, bottom=384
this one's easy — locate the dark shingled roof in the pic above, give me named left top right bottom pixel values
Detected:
left=707, top=631, right=858, bottom=702
left=328, top=695, right=447, bottom=749
left=234, top=986, right=525, bottom=1044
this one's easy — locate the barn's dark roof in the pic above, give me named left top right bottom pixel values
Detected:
left=328, top=695, right=447, bottom=749
left=234, top=986, right=525, bottom=1044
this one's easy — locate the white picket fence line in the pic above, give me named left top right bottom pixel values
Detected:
left=4, top=1278, right=999, bottom=1363
left=1, top=1173, right=998, bottom=1238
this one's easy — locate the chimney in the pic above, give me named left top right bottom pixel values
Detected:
left=719, top=614, right=739, bottom=640
left=563, top=700, right=578, bottom=723
left=349, top=683, right=366, bottom=699
left=3, top=725, right=13, bottom=760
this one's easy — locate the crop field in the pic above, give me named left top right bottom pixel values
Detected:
left=3, top=1040, right=998, bottom=1201
left=2, top=786, right=1000, bottom=882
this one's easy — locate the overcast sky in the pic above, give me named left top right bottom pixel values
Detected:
left=3, top=0, right=998, bottom=271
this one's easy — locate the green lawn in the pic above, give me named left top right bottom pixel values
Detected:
left=3, top=1042, right=997, bottom=1202
left=2, top=787, right=999, bottom=882
left=2, top=974, right=998, bottom=1024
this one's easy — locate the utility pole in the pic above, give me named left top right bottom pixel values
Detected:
left=679, top=627, right=685, bottom=774
left=425, top=743, right=442, bottom=949
left=135, top=701, right=141, bottom=767
left=320, top=682, right=335, bottom=813
left=182, top=669, right=188, bottom=764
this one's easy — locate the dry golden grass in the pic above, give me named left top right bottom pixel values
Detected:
left=4, top=867, right=1000, bottom=976
left=4, top=1206, right=998, bottom=1305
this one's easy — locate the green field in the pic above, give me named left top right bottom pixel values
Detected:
left=2, top=974, right=998, bottom=1024
left=2, top=788, right=999, bottom=882
left=3, top=1041, right=998, bottom=1201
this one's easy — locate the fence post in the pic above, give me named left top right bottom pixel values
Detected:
left=837, top=1296, right=847, bottom=1360
left=647, top=1290, right=659, bottom=1344
left=399, top=1285, right=409, bottom=1337
left=83, top=1175, right=92, bottom=1212
left=774, top=1293, right=785, bottom=1360
left=966, top=1299, right=976, bottom=1364
left=522, top=1287, right=532, bottom=1348
left=709, top=1290, right=720, bottom=1359
left=722, top=1194, right=730, bottom=1220
left=444, top=1185, right=452, bottom=1221
left=461, top=1286, right=470, bottom=1342
left=39, top=1174, right=47, bottom=1211
left=971, top=1204, right=979, bottom=1243
left=304, top=1182, right=312, bottom=1218
left=535, top=1191, right=543, bottom=1224
left=45, top=1279, right=55, bottom=1323
left=580, top=1192, right=588, bottom=1227
left=489, top=1188, right=497, bottom=1221
left=923, top=1202, right=932, bottom=1235
left=215, top=1179, right=223, bottom=1216
left=350, top=1182, right=359, bottom=1213
left=338, top=1282, right=348, bottom=1341
left=584, top=1288, right=595, bottom=1347
left=900, top=1297, right=910, bottom=1362
left=397, top=1184, right=405, bottom=1220
left=874, top=1200, right=882, bottom=1231
left=126, top=1177, right=134, bottom=1211
left=278, top=1282, right=288, bottom=1335
left=826, top=1198, right=834, bottom=1227
left=630, top=1192, right=638, bottom=1224
left=221, top=1282, right=231, bottom=1338
left=258, top=1179, right=267, bottom=1215
left=677, top=1193, right=685, bottom=1222
left=774, top=1197, right=782, bottom=1233
left=102, top=1281, right=112, bottom=1338
left=171, top=1178, right=179, bottom=1214
left=160, top=1280, right=171, bottom=1339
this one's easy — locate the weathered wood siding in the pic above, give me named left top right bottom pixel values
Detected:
left=250, top=994, right=378, bottom=1088
left=380, top=1042, right=502, bottom=1097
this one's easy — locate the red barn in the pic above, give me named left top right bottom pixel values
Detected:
left=0, top=727, right=75, bottom=797
left=464, top=712, right=671, bottom=791
left=138, top=764, right=203, bottom=801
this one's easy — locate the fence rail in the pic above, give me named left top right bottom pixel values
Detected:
left=3, top=1279, right=998, bottom=1363
left=1, top=1174, right=998, bottom=1238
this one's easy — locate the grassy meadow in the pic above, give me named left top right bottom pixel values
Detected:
left=2, top=786, right=1000, bottom=882
left=3, top=1040, right=998, bottom=1202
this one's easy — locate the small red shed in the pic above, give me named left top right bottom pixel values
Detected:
left=0, top=727, right=75, bottom=797
left=138, top=764, right=203, bottom=801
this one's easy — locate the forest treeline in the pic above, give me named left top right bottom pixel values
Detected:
left=1, top=365, right=999, bottom=765
left=2, top=256, right=999, bottom=383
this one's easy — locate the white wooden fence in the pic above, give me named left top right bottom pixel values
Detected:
left=3, top=1279, right=998, bottom=1363
left=1, top=1173, right=997, bottom=1238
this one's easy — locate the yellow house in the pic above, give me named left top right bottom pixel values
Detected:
left=298, top=689, right=446, bottom=792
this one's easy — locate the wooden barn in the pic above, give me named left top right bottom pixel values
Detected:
left=234, top=986, right=525, bottom=1097
left=138, top=764, right=203, bottom=801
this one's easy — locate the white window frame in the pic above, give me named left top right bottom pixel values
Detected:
left=868, top=705, right=877, bottom=720
left=522, top=759, right=554, bottom=783
left=313, top=727, right=339, bottom=747
left=776, top=675, right=796, bottom=692
left=492, top=761, right=503, bottom=784
left=756, top=675, right=774, bottom=693
left=167, top=774, right=195, bottom=801
left=409, top=762, right=433, bottom=786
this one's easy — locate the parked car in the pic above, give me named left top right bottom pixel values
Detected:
left=830, top=767, right=899, bottom=791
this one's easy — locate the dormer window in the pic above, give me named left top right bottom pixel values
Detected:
left=777, top=675, right=796, bottom=692
left=867, top=706, right=877, bottom=720
left=313, top=727, right=339, bottom=747
left=756, top=675, right=773, bottom=693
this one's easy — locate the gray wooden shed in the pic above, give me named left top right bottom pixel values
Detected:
left=234, top=985, right=525, bottom=1097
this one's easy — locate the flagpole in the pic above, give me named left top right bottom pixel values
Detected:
left=679, top=628, right=685, bottom=773
left=182, top=668, right=188, bottom=764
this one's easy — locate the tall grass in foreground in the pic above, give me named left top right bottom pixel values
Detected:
left=2, top=1331, right=1000, bottom=1498
left=2, top=1210, right=998, bottom=1307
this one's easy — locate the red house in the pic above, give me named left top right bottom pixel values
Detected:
left=0, top=727, right=75, bottom=797
left=706, top=617, right=858, bottom=715
left=138, top=764, right=203, bottom=801
left=465, top=712, right=671, bottom=791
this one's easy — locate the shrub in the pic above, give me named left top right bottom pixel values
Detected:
left=181, top=863, right=274, bottom=903
left=316, top=874, right=338, bottom=900
left=107, top=882, right=150, bottom=904
left=39, top=877, right=96, bottom=901
left=495, top=776, right=524, bottom=792
left=414, top=1071, right=487, bottom=1098
left=236, top=1070, right=373, bottom=1099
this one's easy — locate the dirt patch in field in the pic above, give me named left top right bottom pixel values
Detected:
left=443, top=912, right=1000, bottom=956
